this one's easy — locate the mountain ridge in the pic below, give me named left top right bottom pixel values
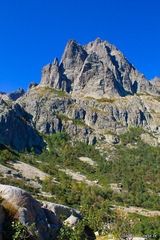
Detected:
left=1, top=38, right=160, bottom=152
left=40, top=38, right=160, bottom=98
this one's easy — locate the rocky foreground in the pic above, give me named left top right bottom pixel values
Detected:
left=0, top=184, right=93, bottom=240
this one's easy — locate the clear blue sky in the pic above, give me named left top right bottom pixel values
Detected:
left=0, top=0, right=160, bottom=92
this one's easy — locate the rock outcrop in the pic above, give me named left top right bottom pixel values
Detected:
left=0, top=99, right=45, bottom=152
left=0, top=184, right=83, bottom=240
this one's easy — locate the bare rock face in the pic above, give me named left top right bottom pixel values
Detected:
left=40, top=57, right=72, bottom=93
left=61, top=40, right=88, bottom=85
left=0, top=184, right=83, bottom=240
left=140, top=133, right=159, bottom=146
left=0, top=99, right=45, bottom=152
left=18, top=83, right=160, bottom=147
left=39, top=38, right=160, bottom=98
left=40, top=58, right=61, bottom=89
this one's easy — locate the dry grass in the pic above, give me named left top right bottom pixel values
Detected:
left=96, top=237, right=109, bottom=240
left=96, top=236, right=116, bottom=240
left=96, top=98, right=115, bottom=103
left=2, top=200, right=17, bottom=218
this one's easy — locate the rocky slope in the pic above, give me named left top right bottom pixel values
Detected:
left=0, top=99, right=44, bottom=152
left=1, top=38, right=160, bottom=150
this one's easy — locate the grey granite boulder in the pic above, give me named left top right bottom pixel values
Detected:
left=0, top=184, right=58, bottom=240
left=42, top=201, right=81, bottom=227
left=0, top=184, right=83, bottom=240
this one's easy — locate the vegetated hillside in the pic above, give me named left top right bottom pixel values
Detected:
left=0, top=128, right=160, bottom=239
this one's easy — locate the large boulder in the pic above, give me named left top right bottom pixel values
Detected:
left=0, top=184, right=83, bottom=240
left=42, top=202, right=81, bottom=227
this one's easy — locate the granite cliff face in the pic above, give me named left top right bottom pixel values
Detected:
left=1, top=38, right=160, bottom=150
left=40, top=38, right=159, bottom=98
left=0, top=99, right=44, bottom=152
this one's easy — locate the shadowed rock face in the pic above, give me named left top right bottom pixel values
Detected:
left=0, top=100, right=45, bottom=152
left=40, top=38, right=160, bottom=98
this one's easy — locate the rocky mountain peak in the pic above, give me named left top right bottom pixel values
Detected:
left=39, top=38, right=160, bottom=98
left=1, top=38, right=160, bottom=153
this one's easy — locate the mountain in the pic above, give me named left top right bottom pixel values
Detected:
left=0, top=38, right=160, bottom=239
left=1, top=38, right=160, bottom=151
left=40, top=38, right=159, bottom=97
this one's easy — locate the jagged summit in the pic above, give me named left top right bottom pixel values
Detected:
left=39, top=38, right=160, bottom=98
left=1, top=38, right=160, bottom=152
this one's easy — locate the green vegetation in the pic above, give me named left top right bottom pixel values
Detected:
left=2, top=201, right=31, bottom=240
left=3, top=220, right=31, bottom=240
left=56, top=220, right=90, bottom=240
left=131, top=215, right=160, bottom=238
left=0, top=128, right=160, bottom=238
left=96, top=98, right=115, bottom=103
left=73, top=119, right=86, bottom=126
left=0, top=145, right=17, bottom=165
left=37, top=87, right=68, bottom=98
left=106, top=127, right=160, bottom=210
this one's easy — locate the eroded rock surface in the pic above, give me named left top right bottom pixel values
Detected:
left=0, top=100, right=45, bottom=152
left=40, top=38, right=160, bottom=98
